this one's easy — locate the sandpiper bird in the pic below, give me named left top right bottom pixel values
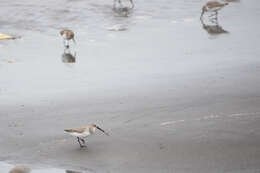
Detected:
left=9, top=166, right=31, bottom=173
left=64, top=123, right=109, bottom=148
left=200, top=1, right=228, bottom=19
left=113, top=0, right=134, bottom=9
left=60, top=29, right=76, bottom=48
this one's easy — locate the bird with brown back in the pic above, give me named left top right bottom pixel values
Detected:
left=64, top=123, right=109, bottom=148
left=60, top=29, right=76, bottom=48
left=200, top=1, right=228, bottom=19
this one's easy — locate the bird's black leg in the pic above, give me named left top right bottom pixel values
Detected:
left=63, top=39, right=66, bottom=47
left=113, top=0, right=117, bottom=8
left=118, top=0, right=122, bottom=7
left=65, top=40, right=69, bottom=48
left=77, top=137, right=84, bottom=147
left=129, top=0, right=134, bottom=8
left=212, top=11, right=217, bottom=20
left=79, top=138, right=87, bottom=148
left=80, top=138, right=85, bottom=144
left=209, top=11, right=218, bottom=25
left=209, top=12, right=215, bottom=18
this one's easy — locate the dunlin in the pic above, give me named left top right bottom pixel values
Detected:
left=60, top=29, right=76, bottom=48
left=64, top=123, right=109, bottom=148
left=9, top=165, right=31, bottom=173
left=200, top=1, right=228, bottom=19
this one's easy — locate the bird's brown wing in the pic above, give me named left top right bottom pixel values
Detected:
left=66, top=31, right=74, bottom=39
left=64, top=127, right=86, bottom=133
left=207, top=1, right=227, bottom=8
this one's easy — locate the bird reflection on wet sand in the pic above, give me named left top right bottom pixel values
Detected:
left=66, top=170, right=82, bottom=173
left=200, top=17, right=228, bottom=35
left=62, top=47, right=76, bottom=63
left=200, top=1, right=229, bottom=35
left=113, top=6, right=133, bottom=17
left=113, top=0, right=134, bottom=10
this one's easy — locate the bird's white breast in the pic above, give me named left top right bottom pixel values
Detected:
left=67, top=131, right=90, bottom=137
left=62, top=34, right=67, bottom=39
left=82, top=130, right=91, bottom=136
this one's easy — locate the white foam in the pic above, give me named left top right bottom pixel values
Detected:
left=105, top=24, right=128, bottom=31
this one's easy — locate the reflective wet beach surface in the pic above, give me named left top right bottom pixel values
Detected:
left=1, top=0, right=260, bottom=105
left=1, top=0, right=260, bottom=172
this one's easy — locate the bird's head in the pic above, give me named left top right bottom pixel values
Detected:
left=60, top=30, right=64, bottom=36
left=91, top=123, right=109, bottom=136
left=89, top=123, right=96, bottom=128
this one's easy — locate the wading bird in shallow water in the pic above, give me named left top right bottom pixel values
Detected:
left=113, top=0, right=134, bottom=9
left=64, top=123, right=109, bottom=148
left=60, top=29, right=76, bottom=48
left=200, top=1, right=228, bottom=20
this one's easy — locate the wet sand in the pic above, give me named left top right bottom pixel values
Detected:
left=1, top=0, right=260, bottom=172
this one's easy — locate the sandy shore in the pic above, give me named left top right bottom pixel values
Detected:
left=1, top=63, right=260, bottom=172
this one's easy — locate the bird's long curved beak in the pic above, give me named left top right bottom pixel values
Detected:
left=96, top=126, right=110, bottom=136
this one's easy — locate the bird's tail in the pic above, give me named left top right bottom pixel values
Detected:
left=64, top=129, right=73, bottom=133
